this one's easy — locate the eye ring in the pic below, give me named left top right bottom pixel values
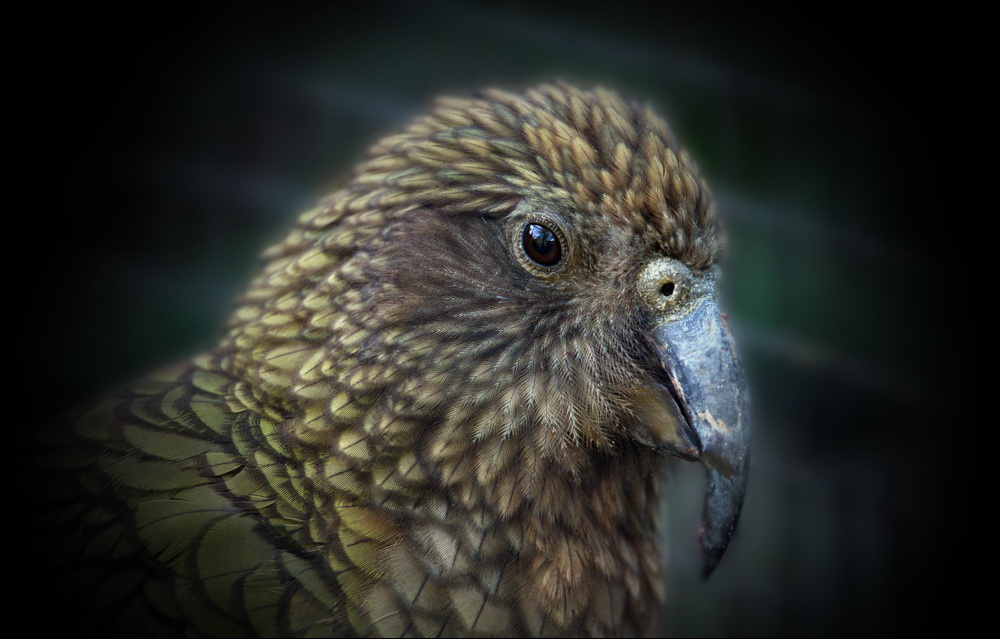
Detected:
left=509, top=211, right=570, bottom=277
left=522, top=222, right=562, bottom=267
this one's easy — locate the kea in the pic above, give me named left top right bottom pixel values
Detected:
left=33, top=83, right=749, bottom=637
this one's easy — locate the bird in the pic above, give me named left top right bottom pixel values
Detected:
left=31, top=82, right=749, bottom=637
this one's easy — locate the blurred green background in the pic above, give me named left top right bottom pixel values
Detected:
left=32, top=3, right=955, bottom=636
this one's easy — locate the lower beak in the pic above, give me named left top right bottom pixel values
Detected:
left=648, top=299, right=750, bottom=579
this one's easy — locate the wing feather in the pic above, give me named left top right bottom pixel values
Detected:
left=32, top=363, right=349, bottom=636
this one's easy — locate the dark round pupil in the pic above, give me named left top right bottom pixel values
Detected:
left=523, top=223, right=561, bottom=266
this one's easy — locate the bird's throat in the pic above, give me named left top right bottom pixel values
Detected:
left=338, top=433, right=667, bottom=636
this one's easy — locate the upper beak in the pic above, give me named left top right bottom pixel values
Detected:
left=643, top=298, right=750, bottom=579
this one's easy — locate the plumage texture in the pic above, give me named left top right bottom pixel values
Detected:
left=34, top=83, right=724, bottom=637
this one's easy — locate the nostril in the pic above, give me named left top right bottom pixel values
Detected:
left=660, top=282, right=675, bottom=297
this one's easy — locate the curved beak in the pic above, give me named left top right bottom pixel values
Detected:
left=644, top=298, right=750, bottom=579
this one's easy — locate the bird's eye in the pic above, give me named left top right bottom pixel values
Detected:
left=522, top=223, right=562, bottom=267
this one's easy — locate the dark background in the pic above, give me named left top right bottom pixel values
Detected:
left=26, top=3, right=961, bottom=636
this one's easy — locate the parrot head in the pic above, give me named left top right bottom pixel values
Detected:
left=225, top=82, right=749, bottom=580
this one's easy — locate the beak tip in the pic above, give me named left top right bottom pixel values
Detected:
left=700, top=559, right=719, bottom=581
left=697, top=458, right=748, bottom=581
left=698, top=523, right=727, bottom=580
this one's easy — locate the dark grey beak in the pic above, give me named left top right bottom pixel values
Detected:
left=652, top=298, right=750, bottom=579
